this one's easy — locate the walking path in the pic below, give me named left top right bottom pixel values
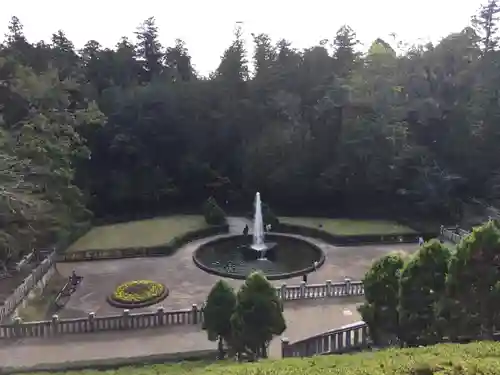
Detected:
left=227, top=216, right=252, bottom=234
left=0, top=217, right=416, bottom=369
left=0, top=298, right=362, bottom=369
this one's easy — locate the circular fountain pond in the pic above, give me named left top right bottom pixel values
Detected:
left=193, top=233, right=325, bottom=280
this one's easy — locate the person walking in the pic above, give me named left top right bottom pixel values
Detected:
left=243, top=224, right=249, bottom=236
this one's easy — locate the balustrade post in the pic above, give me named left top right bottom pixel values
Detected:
left=361, top=324, right=369, bottom=345
left=280, top=283, right=287, bottom=301
left=88, top=312, right=95, bottom=332
left=281, top=337, right=290, bottom=358
left=157, top=306, right=165, bottom=325
left=300, top=281, right=306, bottom=299
left=14, top=317, right=21, bottom=337
left=122, top=309, right=130, bottom=330
left=192, top=304, right=199, bottom=324
left=326, top=280, right=332, bottom=297
left=344, top=277, right=351, bottom=296
left=51, top=314, right=59, bottom=336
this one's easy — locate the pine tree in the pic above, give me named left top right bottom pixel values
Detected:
left=135, top=17, right=164, bottom=82
left=472, top=0, right=500, bottom=54
left=203, top=280, right=236, bottom=359
left=230, top=272, right=285, bottom=359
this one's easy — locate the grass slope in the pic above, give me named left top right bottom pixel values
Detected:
left=67, top=215, right=208, bottom=252
left=19, top=342, right=500, bottom=375
left=280, top=217, right=416, bottom=236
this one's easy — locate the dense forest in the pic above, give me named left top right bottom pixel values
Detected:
left=1, top=1, right=500, bottom=263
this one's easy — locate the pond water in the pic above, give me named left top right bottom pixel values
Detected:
left=194, top=234, right=323, bottom=280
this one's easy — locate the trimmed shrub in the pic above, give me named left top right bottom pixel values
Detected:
left=358, top=251, right=407, bottom=346
left=262, top=202, right=279, bottom=227
left=203, top=197, right=227, bottom=225
left=203, top=280, right=236, bottom=359
left=444, top=220, right=500, bottom=339
left=398, top=240, right=451, bottom=346
left=230, top=272, right=286, bottom=359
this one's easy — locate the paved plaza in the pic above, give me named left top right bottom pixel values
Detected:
left=0, top=218, right=418, bottom=369
left=55, top=218, right=416, bottom=317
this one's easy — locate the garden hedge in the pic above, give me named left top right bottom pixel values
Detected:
left=58, top=224, right=229, bottom=262
left=274, top=223, right=437, bottom=246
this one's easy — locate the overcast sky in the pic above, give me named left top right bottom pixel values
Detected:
left=1, top=0, right=484, bottom=76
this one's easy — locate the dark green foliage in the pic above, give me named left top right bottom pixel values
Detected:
left=230, top=272, right=286, bottom=359
left=398, top=240, right=451, bottom=346
left=202, top=197, right=227, bottom=225
left=203, top=273, right=287, bottom=361
left=493, top=218, right=500, bottom=229
left=358, top=252, right=406, bottom=345
left=261, top=202, right=279, bottom=227
left=445, top=220, right=500, bottom=339
left=202, top=280, right=236, bottom=359
left=3, top=9, right=498, bottom=223
left=0, top=46, right=104, bottom=266
left=360, top=220, right=500, bottom=348
left=4, top=1, right=500, bottom=264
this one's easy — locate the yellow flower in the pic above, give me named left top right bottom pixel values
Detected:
left=111, top=280, right=165, bottom=303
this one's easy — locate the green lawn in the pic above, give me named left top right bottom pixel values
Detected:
left=20, top=342, right=500, bottom=375
left=67, top=215, right=208, bottom=252
left=280, top=217, right=416, bottom=236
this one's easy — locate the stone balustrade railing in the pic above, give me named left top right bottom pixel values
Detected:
left=281, top=321, right=369, bottom=357
left=0, top=279, right=365, bottom=340
left=0, top=305, right=203, bottom=339
left=440, top=226, right=470, bottom=244
left=0, top=252, right=56, bottom=323
left=277, top=279, right=364, bottom=301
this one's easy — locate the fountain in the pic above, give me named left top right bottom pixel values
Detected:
left=250, top=192, right=272, bottom=259
left=192, top=192, right=325, bottom=280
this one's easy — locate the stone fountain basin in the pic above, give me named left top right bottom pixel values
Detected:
left=192, top=233, right=325, bottom=280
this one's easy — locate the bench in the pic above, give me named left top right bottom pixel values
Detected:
left=54, top=275, right=83, bottom=309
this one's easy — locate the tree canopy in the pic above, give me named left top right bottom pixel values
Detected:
left=2, top=2, right=500, bottom=262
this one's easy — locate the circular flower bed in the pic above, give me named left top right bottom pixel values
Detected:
left=107, top=280, right=169, bottom=308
